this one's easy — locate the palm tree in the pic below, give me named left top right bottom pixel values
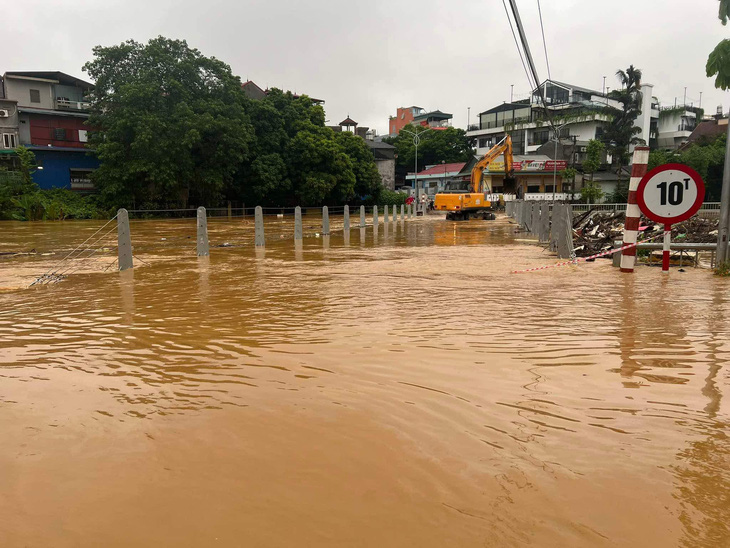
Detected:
left=602, top=65, right=644, bottom=199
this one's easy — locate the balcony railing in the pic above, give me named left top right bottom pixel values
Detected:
left=55, top=98, right=91, bottom=111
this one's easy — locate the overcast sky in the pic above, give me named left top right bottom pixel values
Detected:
left=5, top=0, right=727, bottom=134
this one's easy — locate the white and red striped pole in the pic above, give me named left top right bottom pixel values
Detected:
left=662, top=224, right=672, bottom=272
left=620, top=146, right=650, bottom=273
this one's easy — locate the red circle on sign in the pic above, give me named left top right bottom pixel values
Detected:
left=636, top=163, right=705, bottom=225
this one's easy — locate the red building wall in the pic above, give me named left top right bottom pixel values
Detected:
left=389, top=107, right=417, bottom=135
left=29, top=115, right=87, bottom=148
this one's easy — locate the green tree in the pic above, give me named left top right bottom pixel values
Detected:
left=707, top=1, right=730, bottom=89
left=579, top=139, right=605, bottom=204
left=235, top=88, right=381, bottom=206
left=646, top=136, right=726, bottom=200
left=335, top=131, right=382, bottom=200
left=83, top=36, right=254, bottom=208
left=15, top=146, right=40, bottom=192
left=384, top=125, right=474, bottom=173
left=583, top=139, right=604, bottom=181
left=603, top=65, right=643, bottom=191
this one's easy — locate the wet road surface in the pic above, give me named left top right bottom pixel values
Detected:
left=1, top=215, right=729, bottom=547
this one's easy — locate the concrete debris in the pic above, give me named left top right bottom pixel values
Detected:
left=572, top=210, right=720, bottom=257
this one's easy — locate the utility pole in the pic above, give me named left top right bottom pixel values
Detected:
left=683, top=87, right=687, bottom=107
left=716, top=120, right=730, bottom=264
left=699, top=91, right=703, bottom=109
left=510, top=84, right=514, bottom=102
left=401, top=127, right=433, bottom=214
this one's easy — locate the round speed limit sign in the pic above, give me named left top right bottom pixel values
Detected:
left=636, top=163, right=705, bottom=224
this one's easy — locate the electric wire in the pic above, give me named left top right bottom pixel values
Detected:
left=501, top=0, right=537, bottom=93
left=536, top=0, right=552, bottom=82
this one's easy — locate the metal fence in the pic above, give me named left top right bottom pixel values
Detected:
left=570, top=202, right=721, bottom=217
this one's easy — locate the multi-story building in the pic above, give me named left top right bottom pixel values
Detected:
left=1, top=71, right=99, bottom=190
left=656, top=105, right=701, bottom=150
left=467, top=80, right=623, bottom=158
left=0, top=97, right=19, bottom=153
left=469, top=79, right=698, bottom=162
left=388, top=106, right=452, bottom=135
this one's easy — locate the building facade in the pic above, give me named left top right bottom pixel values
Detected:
left=0, top=97, right=19, bottom=152
left=1, top=71, right=99, bottom=190
left=365, top=140, right=396, bottom=191
left=388, top=106, right=453, bottom=136
left=404, top=162, right=467, bottom=197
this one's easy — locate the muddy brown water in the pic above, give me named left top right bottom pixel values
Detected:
left=1, top=215, right=729, bottom=547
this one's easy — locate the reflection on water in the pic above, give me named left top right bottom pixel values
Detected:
left=1, top=215, right=729, bottom=547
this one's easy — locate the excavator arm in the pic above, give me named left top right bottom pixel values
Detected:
left=471, top=135, right=514, bottom=193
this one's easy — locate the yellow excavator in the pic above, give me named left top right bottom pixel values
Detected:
left=434, top=135, right=514, bottom=220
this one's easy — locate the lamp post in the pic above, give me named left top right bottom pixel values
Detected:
left=442, top=160, right=447, bottom=194
left=401, top=126, right=434, bottom=214
left=551, top=123, right=567, bottom=203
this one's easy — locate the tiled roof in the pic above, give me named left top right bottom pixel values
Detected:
left=408, top=162, right=466, bottom=177
left=680, top=119, right=727, bottom=149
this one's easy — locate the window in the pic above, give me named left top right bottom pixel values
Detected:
left=78, top=130, right=88, bottom=143
left=527, top=185, right=541, bottom=193
left=53, top=128, right=67, bottom=140
left=30, top=89, right=41, bottom=103
left=2, top=133, right=17, bottom=148
left=478, top=138, right=492, bottom=148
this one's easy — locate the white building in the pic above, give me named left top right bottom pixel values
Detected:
left=467, top=80, right=697, bottom=161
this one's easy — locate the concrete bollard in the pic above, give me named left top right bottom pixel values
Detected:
left=409, top=204, right=413, bottom=219
left=538, top=202, right=550, bottom=243
left=255, top=206, right=265, bottom=246
left=117, top=208, right=133, bottom=271
left=294, top=206, right=303, bottom=240
left=373, top=206, right=379, bottom=227
left=360, top=205, right=365, bottom=228
left=612, top=239, right=622, bottom=267
left=384, top=204, right=389, bottom=223
left=393, top=205, right=398, bottom=222
left=344, top=205, right=350, bottom=231
left=197, top=206, right=209, bottom=257
left=322, top=206, right=330, bottom=235
left=531, top=202, right=540, bottom=236
left=400, top=204, right=404, bottom=220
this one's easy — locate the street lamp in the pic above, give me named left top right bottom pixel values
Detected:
left=401, top=126, right=434, bottom=214
left=551, top=123, right=568, bottom=203
left=442, top=160, right=447, bottom=195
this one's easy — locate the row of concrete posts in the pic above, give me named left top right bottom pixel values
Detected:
left=505, top=200, right=575, bottom=259
left=115, top=204, right=417, bottom=271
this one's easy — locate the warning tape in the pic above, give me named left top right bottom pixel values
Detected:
left=511, top=232, right=665, bottom=274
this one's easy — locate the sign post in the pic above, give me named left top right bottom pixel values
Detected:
left=636, top=163, right=705, bottom=273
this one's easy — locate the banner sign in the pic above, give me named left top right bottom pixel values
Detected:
left=487, top=160, right=567, bottom=173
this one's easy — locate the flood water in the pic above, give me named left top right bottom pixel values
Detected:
left=1, top=214, right=729, bottom=547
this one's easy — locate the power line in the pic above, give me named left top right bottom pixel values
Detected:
left=536, top=0, right=552, bottom=82
left=505, top=0, right=556, bottom=134
left=501, top=0, right=537, bottom=93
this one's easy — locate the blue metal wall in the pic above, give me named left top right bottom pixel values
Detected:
left=29, top=148, right=100, bottom=190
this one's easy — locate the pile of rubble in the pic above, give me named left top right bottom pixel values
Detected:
left=571, top=209, right=720, bottom=258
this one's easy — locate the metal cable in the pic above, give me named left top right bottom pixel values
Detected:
left=536, top=0, right=552, bottom=82
left=501, top=0, right=537, bottom=92
left=49, top=224, right=120, bottom=281
left=31, top=213, right=119, bottom=285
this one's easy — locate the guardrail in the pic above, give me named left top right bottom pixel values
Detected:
left=570, top=202, right=720, bottom=217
